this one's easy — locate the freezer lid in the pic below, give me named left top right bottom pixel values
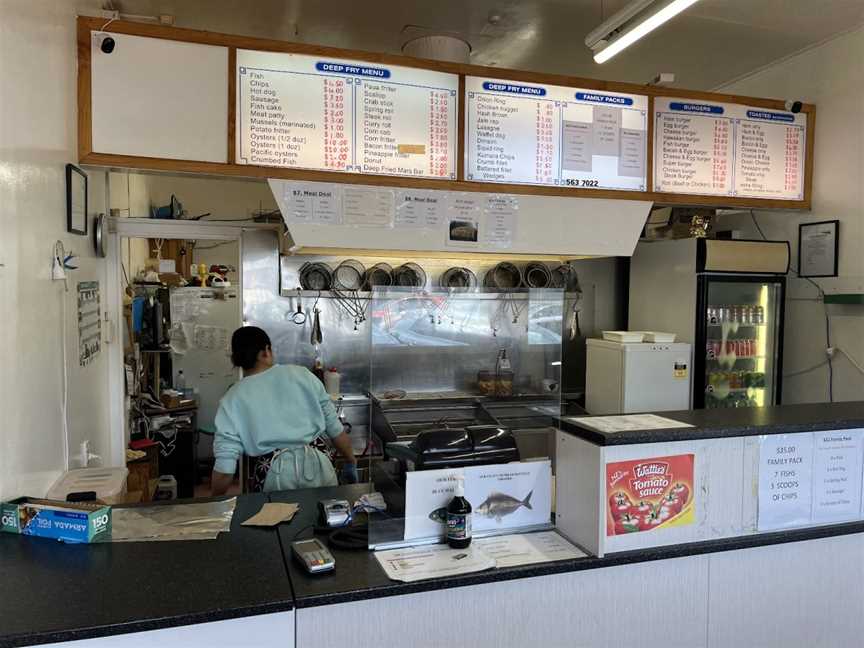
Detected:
left=697, top=239, right=790, bottom=275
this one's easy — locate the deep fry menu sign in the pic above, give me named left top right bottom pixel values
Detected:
left=606, top=454, right=694, bottom=536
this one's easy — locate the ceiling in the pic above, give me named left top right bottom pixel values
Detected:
left=110, top=0, right=864, bottom=90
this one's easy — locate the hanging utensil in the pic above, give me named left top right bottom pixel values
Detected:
left=310, top=293, right=323, bottom=345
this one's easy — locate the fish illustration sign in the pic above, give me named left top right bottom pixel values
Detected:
left=405, top=461, right=552, bottom=541
left=605, top=454, right=695, bottom=536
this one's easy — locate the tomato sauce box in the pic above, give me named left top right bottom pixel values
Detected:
left=606, top=454, right=694, bottom=536
left=1, top=498, right=111, bottom=543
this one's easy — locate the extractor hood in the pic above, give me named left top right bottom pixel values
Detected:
left=269, top=179, right=652, bottom=258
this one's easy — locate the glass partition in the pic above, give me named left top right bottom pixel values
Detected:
left=366, top=287, right=564, bottom=549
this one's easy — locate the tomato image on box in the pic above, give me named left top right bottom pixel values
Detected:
left=605, top=454, right=694, bottom=536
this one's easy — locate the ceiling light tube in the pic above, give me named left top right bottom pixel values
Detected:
left=593, top=0, right=701, bottom=64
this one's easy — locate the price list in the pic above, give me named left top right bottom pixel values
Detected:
left=466, top=77, right=647, bottom=191
left=236, top=50, right=458, bottom=179
left=654, top=100, right=734, bottom=196
left=323, top=78, right=350, bottom=171
left=655, top=98, right=807, bottom=200
left=758, top=434, right=814, bottom=531
left=735, top=110, right=805, bottom=200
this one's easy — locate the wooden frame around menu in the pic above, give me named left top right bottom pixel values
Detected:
left=76, top=16, right=815, bottom=210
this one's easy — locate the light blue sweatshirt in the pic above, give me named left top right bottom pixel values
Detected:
left=213, top=364, right=344, bottom=475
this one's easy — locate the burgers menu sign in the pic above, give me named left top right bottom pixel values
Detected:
left=606, top=454, right=695, bottom=536
left=654, top=98, right=806, bottom=201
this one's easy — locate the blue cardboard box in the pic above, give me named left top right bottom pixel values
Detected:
left=1, top=498, right=111, bottom=543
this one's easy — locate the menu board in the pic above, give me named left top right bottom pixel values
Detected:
left=236, top=50, right=458, bottom=179
left=655, top=98, right=806, bottom=200
left=757, top=430, right=864, bottom=531
left=465, top=77, right=648, bottom=191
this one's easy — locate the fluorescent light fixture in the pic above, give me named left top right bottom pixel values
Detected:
left=593, top=0, right=701, bottom=64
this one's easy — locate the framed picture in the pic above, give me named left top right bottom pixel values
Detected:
left=798, top=220, right=839, bottom=278
left=66, top=164, right=87, bottom=235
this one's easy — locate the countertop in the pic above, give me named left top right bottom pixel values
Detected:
left=0, top=494, right=294, bottom=648
left=5, top=402, right=864, bottom=644
left=271, top=482, right=864, bottom=609
left=559, top=401, right=864, bottom=445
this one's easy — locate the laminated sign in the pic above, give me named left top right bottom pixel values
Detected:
left=605, top=454, right=694, bottom=536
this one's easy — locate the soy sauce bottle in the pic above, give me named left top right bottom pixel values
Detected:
left=446, top=478, right=472, bottom=549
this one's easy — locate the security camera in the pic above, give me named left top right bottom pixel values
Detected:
left=784, top=100, right=803, bottom=114
left=95, top=33, right=115, bottom=54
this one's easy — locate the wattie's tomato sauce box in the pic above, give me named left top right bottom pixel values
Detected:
left=606, top=454, right=694, bottom=536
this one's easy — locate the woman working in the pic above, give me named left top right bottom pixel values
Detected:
left=211, top=326, right=357, bottom=495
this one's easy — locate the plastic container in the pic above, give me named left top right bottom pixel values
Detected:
left=602, top=331, right=646, bottom=343
left=446, top=478, right=472, bottom=549
left=154, top=475, right=178, bottom=501
left=324, top=368, right=341, bottom=397
left=47, top=467, right=129, bottom=503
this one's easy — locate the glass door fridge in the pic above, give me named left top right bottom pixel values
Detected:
left=695, top=275, right=786, bottom=409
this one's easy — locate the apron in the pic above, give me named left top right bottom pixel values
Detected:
left=248, top=445, right=338, bottom=493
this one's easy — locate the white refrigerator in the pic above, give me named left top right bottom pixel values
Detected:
left=586, top=339, right=692, bottom=414
left=169, top=287, right=240, bottom=436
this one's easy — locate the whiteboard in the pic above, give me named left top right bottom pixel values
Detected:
left=465, top=76, right=648, bottom=191
left=91, top=32, right=228, bottom=163
left=654, top=98, right=806, bottom=200
left=235, top=50, right=458, bottom=179
left=269, top=179, right=652, bottom=257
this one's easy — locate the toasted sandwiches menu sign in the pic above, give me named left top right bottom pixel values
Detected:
left=654, top=98, right=806, bottom=200
left=236, top=49, right=458, bottom=179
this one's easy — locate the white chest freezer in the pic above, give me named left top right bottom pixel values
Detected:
left=586, top=339, right=692, bottom=414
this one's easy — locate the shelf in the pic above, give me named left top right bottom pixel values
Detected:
left=706, top=356, right=767, bottom=361
left=281, top=288, right=563, bottom=300
left=707, top=387, right=766, bottom=395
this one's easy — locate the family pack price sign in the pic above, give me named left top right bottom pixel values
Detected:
left=606, top=454, right=694, bottom=536
left=757, top=434, right=814, bottom=531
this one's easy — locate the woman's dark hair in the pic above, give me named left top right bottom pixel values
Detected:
left=230, top=326, right=272, bottom=370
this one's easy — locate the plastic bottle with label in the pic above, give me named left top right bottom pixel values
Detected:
left=446, top=478, right=472, bottom=549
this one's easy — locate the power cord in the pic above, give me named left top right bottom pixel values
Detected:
left=750, top=210, right=832, bottom=401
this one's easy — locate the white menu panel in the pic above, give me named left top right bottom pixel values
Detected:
left=758, top=434, right=814, bottom=531
left=236, top=50, right=458, bottom=179
left=465, top=77, right=648, bottom=191
left=655, top=98, right=806, bottom=200
left=812, top=430, right=864, bottom=524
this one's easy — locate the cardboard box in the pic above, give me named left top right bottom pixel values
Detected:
left=1, top=498, right=111, bottom=544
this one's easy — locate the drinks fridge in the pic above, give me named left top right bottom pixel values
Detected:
left=629, top=238, right=788, bottom=409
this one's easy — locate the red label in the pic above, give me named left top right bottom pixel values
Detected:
left=605, top=454, right=694, bottom=536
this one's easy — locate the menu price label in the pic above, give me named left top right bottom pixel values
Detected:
left=655, top=98, right=806, bottom=200
left=758, top=434, right=814, bottom=531
left=465, top=77, right=648, bottom=191
left=236, top=50, right=458, bottom=180
left=812, top=431, right=864, bottom=523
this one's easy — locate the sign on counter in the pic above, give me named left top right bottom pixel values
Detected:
left=465, top=77, right=648, bottom=191
left=404, top=461, right=552, bottom=541
left=236, top=50, right=458, bottom=179
left=812, top=431, right=863, bottom=523
left=654, top=98, right=806, bottom=200
left=757, top=434, right=815, bottom=531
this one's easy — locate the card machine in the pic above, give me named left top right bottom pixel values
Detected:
left=292, top=538, right=335, bottom=574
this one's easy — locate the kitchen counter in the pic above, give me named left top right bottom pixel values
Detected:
left=4, top=402, right=864, bottom=646
left=0, top=494, right=294, bottom=647
left=559, top=401, right=864, bottom=445
left=273, top=483, right=864, bottom=608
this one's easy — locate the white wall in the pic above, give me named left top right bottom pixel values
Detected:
left=0, top=0, right=111, bottom=500
left=715, top=27, right=864, bottom=404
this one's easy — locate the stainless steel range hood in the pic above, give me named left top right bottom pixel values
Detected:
left=269, top=179, right=652, bottom=258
